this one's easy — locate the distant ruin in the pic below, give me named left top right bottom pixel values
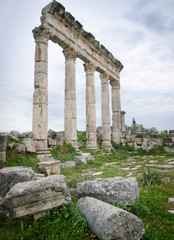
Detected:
left=32, top=1, right=124, bottom=152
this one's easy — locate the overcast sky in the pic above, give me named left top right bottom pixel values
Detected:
left=0, top=0, right=174, bottom=132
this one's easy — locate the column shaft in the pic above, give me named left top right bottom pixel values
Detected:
left=63, top=47, right=77, bottom=147
left=84, top=63, right=97, bottom=149
left=32, top=28, right=50, bottom=150
left=100, top=73, right=111, bottom=151
left=110, top=80, right=121, bottom=143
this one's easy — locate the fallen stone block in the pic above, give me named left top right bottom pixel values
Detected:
left=3, top=175, right=71, bottom=219
left=0, top=166, right=37, bottom=197
left=16, top=144, right=26, bottom=153
left=77, top=177, right=139, bottom=206
left=81, top=152, right=94, bottom=161
left=60, top=161, right=77, bottom=168
left=74, top=155, right=87, bottom=164
left=77, top=197, right=145, bottom=240
left=48, top=138, right=57, bottom=146
left=24, top=138, right=37, bottom=152
left=48, top=129, right=57, bottom=139
left=165, top=147, right=174, bottom=153
left=37, top=160, right=60, bottom=175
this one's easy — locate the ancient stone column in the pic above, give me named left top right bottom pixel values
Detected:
left=63, top=47, right=77, bottom=147
left=0, top=135, right=7, bottom=164
left=32, top=26, right=51, bottom=150
left=84, top=63, right=97, bottom=150
left=121, top=111, right=126, bottom=132
left=100, top=73, right=111, bottom=151
left=110, top=79, right=121, bottom=143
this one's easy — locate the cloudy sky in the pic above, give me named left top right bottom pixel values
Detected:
left=0, top=0, right=174, bottom=132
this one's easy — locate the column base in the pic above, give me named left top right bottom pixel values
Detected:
left=102, top=141, right=112, bottom=153
left=86, top=141, right=98, bottom=150
left=35, top=139, right=48, bottom=150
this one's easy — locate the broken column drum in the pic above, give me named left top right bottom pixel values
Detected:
left=32, top=1, right=124, bottom=150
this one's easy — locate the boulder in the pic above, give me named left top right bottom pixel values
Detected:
left=0, top=166, right=37, bottom=197
left=55, top=132, right=64, bottom=146
left=3, top=175, right=71, bottom=219
left=48, top=129, right=57, bottom=139
left=77, top=177, right=139, bottom=206
left=77, top=197, right=145, bottom=240
left=60, top=161, right=77, bottom=168
left=165, top=147, right=174, bottom=153
left=74, top=155, right=87, bottom=164
left=16, top=144, right=26, bottom=153
left=81, top=152, right=94, bottom=161
left=10, top=131, right=20, bottom=138
left=23, top=138, right=37, bottom=152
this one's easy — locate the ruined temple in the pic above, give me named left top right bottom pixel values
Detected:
left=32, top=0, right=124, bottom=151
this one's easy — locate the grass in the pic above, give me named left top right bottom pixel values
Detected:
left=51, top=142, right=79, bottom=162
left=1, top=142, right=174, bottom=239
left=0, top=150, right=39, bottom=173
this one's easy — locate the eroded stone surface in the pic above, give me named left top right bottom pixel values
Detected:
left=0, top=166, right=37, bottom=197
left=77, top=177, right=139, bottom=206
left=3, top=175, right=71, bottom=218
left=77, top=197, right=145, bottom=240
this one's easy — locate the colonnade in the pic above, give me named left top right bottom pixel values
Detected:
left=32, top=29, right=122, bottom=151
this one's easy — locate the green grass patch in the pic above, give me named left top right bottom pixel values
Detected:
left=51, top=142, right=79, bottom=162
left=0, top=202, right=98, bottom=240
left=0, top=150, right=39, bottom=173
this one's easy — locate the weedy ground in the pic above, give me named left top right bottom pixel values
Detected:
left=0, top=133, right=174, bottom=240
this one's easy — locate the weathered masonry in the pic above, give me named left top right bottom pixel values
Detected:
left=32, top=0, right=124, bottom=151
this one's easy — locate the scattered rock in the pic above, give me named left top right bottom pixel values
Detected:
left=77, top=197, right=145, bottom=240
left=165, top=147, right=174, bottom=153
left=24, top=138, right=37, bottom=152
left=48, top=129, right=57, bottom=139
left=168, top=198, right=174, bottom=203
left=168, top=210, right=174, bottom=214
left=16, top=144, right=26, bottom=153
left=0, top=166, right=37, bottom=197
left=10, top=131, right=20, bottom=138
left=60, top=161, right=77, bottom=168
left=3, top=175, right=71, bottom=219
left=77, top=177, right=139, bottom=206
left=74, top=155, right=87, bottom=164
left=156, top=165, right=174, bottom=169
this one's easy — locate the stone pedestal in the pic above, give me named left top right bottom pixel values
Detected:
left=100, top=73, right=111, bottom=151
left=110, top=80, right=121, bottom=144
left=84, top=63, right=97, bottom=150
left=0, top=135, right=7, bottom=164
left=37, top=161, right=60, bottom=175
left=32, top=26, right=51, bottom=150
left=63, top=47, right=77, bottom=148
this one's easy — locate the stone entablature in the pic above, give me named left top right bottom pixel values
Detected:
left=39, top=1, right=123, bottom=80
left=32, top=1, right=124, bottom=151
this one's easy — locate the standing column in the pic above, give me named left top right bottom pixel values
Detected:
left=121, top=111, right=126, bottom=132
left=32, top=27, right=51, bottom=150
left=63, top=47, right=77, bottom=147
left=84, top=63, right=97, bottom=150
left=110, top=79, right=121, bottom=143
left=100, top=73, right=111, bottom=151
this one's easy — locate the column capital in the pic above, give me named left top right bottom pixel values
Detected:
left=100, top=72, right=109, bottom=84
left=33, top=25, right=53, bottom=43
left=63, top=47, right=77, bottom=61
left=110, top=80, right=120, bottom=89
left=121, top=111, right=126, bottom=115
left=84, top=62, right=96, bottom=74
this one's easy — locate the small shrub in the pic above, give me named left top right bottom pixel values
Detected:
left=159, top=133, right=169, bottom=138
left=77, top=131, right=87, bottom=144
left=111, top=141, right=124, bottom=150
left=136, top=133, right=147, bottom=138
left=51, top=142, right=79, bottom=162
left=140, top=169, right=162, bottom=187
